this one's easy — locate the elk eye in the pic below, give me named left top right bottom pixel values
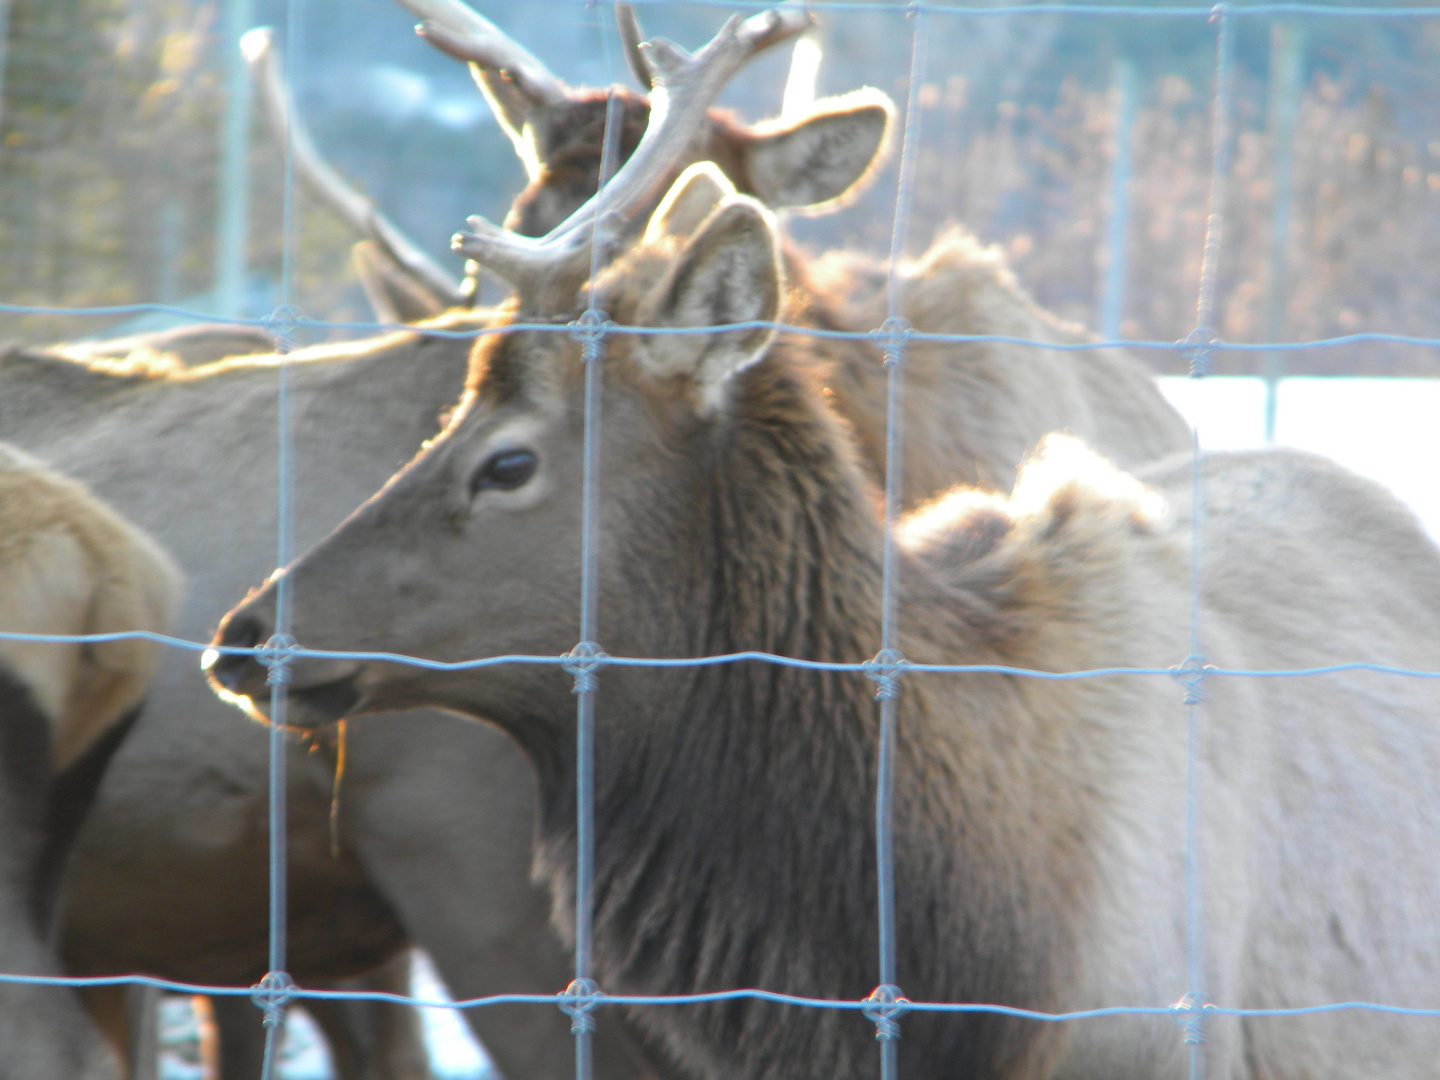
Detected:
left=470, top=448, right=538, bottom=496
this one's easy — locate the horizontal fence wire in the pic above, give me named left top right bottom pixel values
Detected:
left=4, top=0, right=1440, bottom=1076
left=8, top=304, right=1440, bottom=353
left=6, top=971, right=1440, bottom=1021
left=9, top=629, right=1440, bottom=683
left=6, top=968, right=1440, bottom=1022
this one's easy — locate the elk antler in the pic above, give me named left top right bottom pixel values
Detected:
left=395, top=0, right=567, bottom=170
left=780, top=31, right=822, bottom=120
left=615, top=3, right=813, bottom=94
left=615, top=4, right=652, bottom=91
left=451, top=6, right=812, bottom=309
left=241, top=28, right=465, bottom=308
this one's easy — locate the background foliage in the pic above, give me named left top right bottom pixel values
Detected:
left=1, top=1, right=1437, bottom=374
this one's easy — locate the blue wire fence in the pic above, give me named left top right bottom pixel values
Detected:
left=4, top=3, right=1440, bottom=1080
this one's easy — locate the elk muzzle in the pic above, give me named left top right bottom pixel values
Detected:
left=204, top=598, right=364, bottom=728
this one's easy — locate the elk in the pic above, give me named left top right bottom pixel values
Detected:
left=15, top=7, right=1187, bottom=1079
left=5, top=12, right=909, bottom=1080
left=211, top=142, right=1440, bottom=1079
left=0, top=443, right=181, bottom=1080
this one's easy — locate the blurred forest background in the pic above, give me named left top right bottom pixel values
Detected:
left=2, top=0, right=1438, bottom=375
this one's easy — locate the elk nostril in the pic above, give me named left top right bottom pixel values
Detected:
left=202, top=613, right=268, bottom=687
left=224, top=613, right=265, bottom=652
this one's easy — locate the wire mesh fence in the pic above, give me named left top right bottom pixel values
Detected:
left=4, top=3, right=1440, bottom=1080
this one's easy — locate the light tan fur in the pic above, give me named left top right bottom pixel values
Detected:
left=0, top=445, right=181, bottom=768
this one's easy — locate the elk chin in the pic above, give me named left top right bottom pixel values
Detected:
left=204, top=652, right=365, bottom=730
left=280, top=670, right=364, bottom=729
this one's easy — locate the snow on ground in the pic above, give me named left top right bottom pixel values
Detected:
left=1157, top=376, right=1440, bottom=540
left=159, top=953, right=493, bottom=1080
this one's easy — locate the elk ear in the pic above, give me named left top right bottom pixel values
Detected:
left=644, top=163, right=736, bottom=245
left=741, top=88, right=896, bottom=212
left=637, top=197, right=782, bottom=415
left=353, top=241, right=447, bottom=324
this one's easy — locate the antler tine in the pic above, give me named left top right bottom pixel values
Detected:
left=618, top=3, right=813, bottom=98
left=615, top=5, right=653, bottom=91
left=241, top=28, right=465, bottom=307
left=732, top=4, right=815, bottom=57
left=452, top=5, right=814, bottom=305
left=395, top=0, right=567, bottom=106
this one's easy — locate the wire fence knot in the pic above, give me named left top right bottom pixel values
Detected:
left=1179, top=326, right=1221, bottom=377
left=595, top=209, right=628, bottom=253
left=262, top=304, right=306, bottom=354
left=569, top=309, right=613, bottom=365
left=559, top=977, right=605, bottom=1035
left=867, top=649, right=908, bottom=701
left=250, top=970, right=295, bottom=1027
left=863, top=983, right=908, bottom=1041
left=564, top=641, right=608, bottom=696
left=259, top=634, right=298, bottom=687
left=873, top=316, right=913, bottom=367
left=1208, top=2, right=1229, bottom=24
left=1172, top=992, right=1214, bottom=1044
left=1170, top=653, right=1212, bottom=705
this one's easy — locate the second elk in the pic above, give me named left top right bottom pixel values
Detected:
left=0, top=444, right=180, bottom=1080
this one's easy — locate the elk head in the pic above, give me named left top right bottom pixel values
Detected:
left=207, top=154, right=824, bottom=744
left=208, top=9, right=887, bottom=736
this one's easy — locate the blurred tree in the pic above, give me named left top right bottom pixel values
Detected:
left=2, top=0, right=1438, bottom=374
left=0, top=0, right=360, bottom=346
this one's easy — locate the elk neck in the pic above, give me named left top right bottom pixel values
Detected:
left=524, top=343, right=1081, bottom=1080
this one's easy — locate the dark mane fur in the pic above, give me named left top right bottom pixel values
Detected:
left=522, top=348, right=1078, bottom=1080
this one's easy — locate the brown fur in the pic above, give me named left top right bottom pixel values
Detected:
left=490, top=84, right=1186, bottom=506
left=782, top=225, right=1192, bottom=502
left=0, top=444, right=181, bottom=768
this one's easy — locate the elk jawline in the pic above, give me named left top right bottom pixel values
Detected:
left=277, top=672, right=364, bottom=729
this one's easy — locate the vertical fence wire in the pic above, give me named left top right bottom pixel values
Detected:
left=866, top=8, right=928, bottom=1079
left=257, top=1, right=306, bottom=1075
left=0, top=0, right=10, bottom=138
left=1192, top=5, right=1235, bottom=374
left=1178, top=6, right=1235, bottom=1075
left=563, top=12, right=626, bottom=1080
